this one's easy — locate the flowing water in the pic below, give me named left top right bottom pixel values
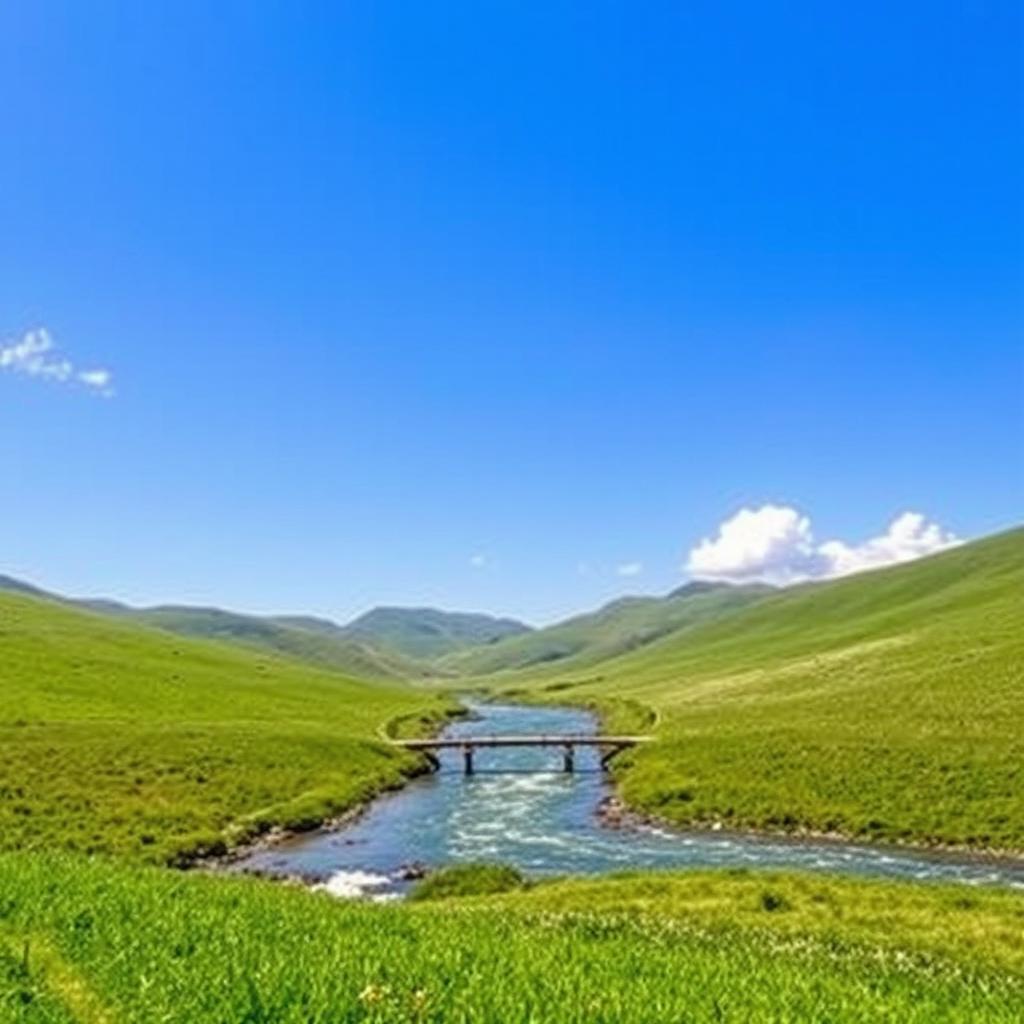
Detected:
left=233, top=702, right=1024, bottom=898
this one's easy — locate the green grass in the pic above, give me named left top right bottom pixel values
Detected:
left=0, top=591, right=452, bottom=864
left=1, top=854, right=1021, bottom=1022
left=504, top=528, right=1024, bottom=851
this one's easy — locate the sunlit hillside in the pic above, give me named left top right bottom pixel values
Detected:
left=511, top=528, right=1024, bottom=850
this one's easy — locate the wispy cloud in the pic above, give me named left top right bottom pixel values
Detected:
left=616, top=561, right=643, bottom=577
left=0, top=328, right=114, bottom=397
left=469, top=553, right=488, bottom=568
left=686, top=505, right=959, bottom=586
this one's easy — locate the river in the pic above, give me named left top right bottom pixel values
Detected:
left=232, top=701, right=1024, bottom=898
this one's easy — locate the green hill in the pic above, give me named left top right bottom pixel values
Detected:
left=508, top=528, right=1024, bottom=851
left=343, top=605, right=532, bottom=660
left=127, top=605, right=432, bottom=680
left=0, top=590, right=451, bottom=863
left=0, top=577, right=431, bottom=681
left=439, top=581, right=770, bottom=677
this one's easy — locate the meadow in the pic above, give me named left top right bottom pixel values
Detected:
left=2, top=532, right=1023, bottom=1022
left=499, top=528, right=1024, bottom=852
left=1, top=854, right=1022, bottom=1023
left=0, top=592, right=452, bottom=864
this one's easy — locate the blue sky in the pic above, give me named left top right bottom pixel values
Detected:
left=1, top=2, right=1021, bottom=624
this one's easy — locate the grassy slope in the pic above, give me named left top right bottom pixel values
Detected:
left=511, top=528, right=1024, bottom=850
left=437, top=583, right=770, bottom=677
left=1, top=855, right=1021, bottom=1023
left=0, top=591, right=451, bottom=864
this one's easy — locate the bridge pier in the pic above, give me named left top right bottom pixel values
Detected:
left=600, top=745, right=625, bottom=771
left=463, top=745, right=474, bottom=776
left=563, top=743, right=574, bottom=773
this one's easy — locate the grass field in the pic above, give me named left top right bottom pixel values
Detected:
left=0, top=591, right=452, bottom=864
left=502, top=528, right=1024, bottom=851
left=2, top=854, right=1022, bottom=1023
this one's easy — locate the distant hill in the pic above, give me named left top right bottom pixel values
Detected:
left=439, top=582, right=772, bottom=677
left=0, top=578, right=429, bottom=681
left=0, top=574, right=763, bottom=678
left=0, top=574, right=52, bottom=599
left=665, top=579, right=733, bottom=600
left=127, top=605, right=432, bottom=680
left=343, top=606, right=533, bottom=661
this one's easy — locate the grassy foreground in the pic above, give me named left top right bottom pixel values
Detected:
left=0, top=591, right=452, bottom=864
left=1, top=854, right=1022, bottom=1023
left=505, top=528, right=1024, bottom=851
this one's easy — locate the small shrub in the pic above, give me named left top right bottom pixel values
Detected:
left=409, top=863, right=526, bottom=901
left=760, top=889, right=791, bottom=913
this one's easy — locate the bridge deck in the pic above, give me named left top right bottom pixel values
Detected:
left=393, top=735, right=650, bottom=749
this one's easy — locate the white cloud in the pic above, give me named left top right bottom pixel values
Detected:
left=818, top=512, right=960, bottom=578
left=77, top=368, right=113, bottom=393
left=687, top=505, right=822, bottom=585
left=0, top=328, right=114, bottom=396
left=616, top=561, right=643, bottom=577
left=686, top=505, right=959, bottom=586
left=469, top=554, right=487, bottom=568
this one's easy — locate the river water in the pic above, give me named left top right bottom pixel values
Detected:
left=233, top=702, right=1024, bottom=898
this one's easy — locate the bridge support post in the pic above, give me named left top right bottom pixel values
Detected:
left=563, top=744, right=574, bottom=773
left=600, top=745, right=622, bottom=771
left=463, top=745, right=474, bottom=776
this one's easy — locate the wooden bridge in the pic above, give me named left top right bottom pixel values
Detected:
left=392, top=734, right=651, bottom=774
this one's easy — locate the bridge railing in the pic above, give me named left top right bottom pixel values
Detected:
left=390, top=733, right=651, bottom=774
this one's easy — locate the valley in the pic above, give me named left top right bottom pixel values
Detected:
left=2, top=528, right=1022, bottom=1021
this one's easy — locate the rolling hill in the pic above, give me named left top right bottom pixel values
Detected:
left=0, top=589, right=452, bottom=863
left=510, top=527, right=1024, bottom=851
left=439, top=581, right=771, bottom=677
left=342, top=605, right=532, bottom=661
left=0, top=576, right=536, bottom=677
left=124, top=605, right=432, bottom=680
left=0, top=577, right=434, bottom=680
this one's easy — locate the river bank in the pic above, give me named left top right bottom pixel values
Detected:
left=225, top=700, right=1024, bottom=895
left=188, top=702, right=468, bottom=872
left=597, top=794, right=1024, bottom=871
left=521, top=690, right=1024, bottom=867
